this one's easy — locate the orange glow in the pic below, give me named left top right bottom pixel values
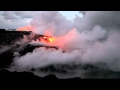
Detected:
left=17, top=25, right=36, bottom=32
left=41, top=36, right=55, bottom=43
left=48, top=37, right=55, bottom=42
left=41, top=28, right=79, bottom=50
left=17, top=25, right=78, bottom=50
left=44, top=30, right=53, bottom=36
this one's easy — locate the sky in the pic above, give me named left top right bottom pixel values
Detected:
left=59, top=11, right=83, bottom=20
left=0, top=11, right=83, bottom=29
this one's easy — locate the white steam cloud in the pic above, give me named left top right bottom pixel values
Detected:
left=8, top=11, right=120, bottom=78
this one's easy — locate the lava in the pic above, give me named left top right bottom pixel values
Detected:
left=40, top=36, right=56, bottom=45
left=48, top=37, right=55, bottom=42
left=17, top=25, right=78, bottom=51
left=43, top=36, right=55, bottom=42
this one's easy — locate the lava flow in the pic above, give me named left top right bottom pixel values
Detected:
left=17, top=25, right=78, bottom=51
left=17, top=26, right=57, bottom=48
left=41, top=36, right=56, bottom=43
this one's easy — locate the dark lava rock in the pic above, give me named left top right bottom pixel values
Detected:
left=0, top=69, right=82, bottom=80
left=19, top=44, right=58, bottom=56
left=0, top=48, right=14, bottom=68
left=39, top=65, right=67, bottom=73
left=0, top=29, right=31, bottom=46
left=0, top=69, right=40, bottom=80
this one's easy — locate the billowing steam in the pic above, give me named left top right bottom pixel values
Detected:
left=7, top=11, right=120, bottom=78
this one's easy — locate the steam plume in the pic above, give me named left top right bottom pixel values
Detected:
left=8, top=11, right=120, bottom=78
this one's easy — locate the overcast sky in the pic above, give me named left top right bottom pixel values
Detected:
left=0, top=11, right=83, bottom=29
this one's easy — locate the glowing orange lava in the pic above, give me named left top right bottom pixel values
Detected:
left=41, top=36, right=56, bottom=44
left=17, top=25, right=78, bottom=50
left=49, top=37, right=55, bottom=42
left=42, top=28, right=79, bottom=50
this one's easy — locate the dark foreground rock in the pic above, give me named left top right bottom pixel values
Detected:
left=0, top=69, right=81, bottom=80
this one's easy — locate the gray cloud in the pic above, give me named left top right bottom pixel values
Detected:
left=2, top=11, right=17, bottom=20
left=14, top=11, right=41, bottom=18
left=0, top=11, right=40, bottom=29
left=30, top=11, right=74, bottom=35
left=79, top=11, right=86, bottom=15
left=0, top=18, right=29, bottom=29
left=76, top=11, right=120, bottom=31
